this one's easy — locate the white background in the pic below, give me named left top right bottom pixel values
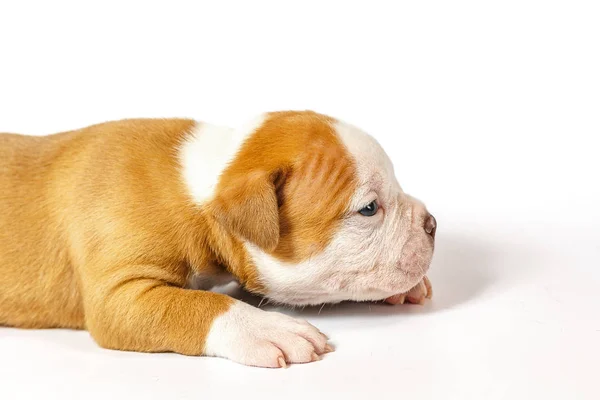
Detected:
left=1, top=1, right=599, bottom=399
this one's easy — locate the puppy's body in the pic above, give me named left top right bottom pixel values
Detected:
left=1, top=119, right=236, bottom=352
left=0, top=112, right=436, bottom=367
left=1, top=129, right=87, bottom=329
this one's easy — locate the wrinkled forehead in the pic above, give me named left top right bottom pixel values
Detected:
left=333, top=120, right=399, bottom=205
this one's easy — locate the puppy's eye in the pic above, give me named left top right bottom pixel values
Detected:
left=358, top=201, right=378, bottom=216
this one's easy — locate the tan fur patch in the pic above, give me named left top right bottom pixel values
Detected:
left=210, top=111, right=357, bottom=264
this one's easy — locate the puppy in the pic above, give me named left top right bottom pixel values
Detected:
left=0, top=111, right=436, bottom=367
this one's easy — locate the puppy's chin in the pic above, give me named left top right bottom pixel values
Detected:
left=397, top=238, right=434, bottom=277
left=399, top=264, right=430, bottom=287
left=255, top=255, right=434, bottom=307
left=264, top=274, right=430, bottom=307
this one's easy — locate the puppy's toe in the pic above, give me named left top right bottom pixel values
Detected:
left=405, top=276, right=432, bottom=304
left=384, top=276, right=432, bottom=305
left=384, top=293, right=406, bottom=305
left=272, top=333, right=319, bottom=364
left=238, top=340, right=288, bottom=368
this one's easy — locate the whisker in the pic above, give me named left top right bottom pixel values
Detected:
left=318, top=303, right=326, bottom=315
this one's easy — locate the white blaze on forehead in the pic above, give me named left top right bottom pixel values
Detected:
left=334, top=120, right=400, bottom=205
left=179, top=115, right=266, bottom=203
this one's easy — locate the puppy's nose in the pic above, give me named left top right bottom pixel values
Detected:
left=424, top=214, right=437, bottom=238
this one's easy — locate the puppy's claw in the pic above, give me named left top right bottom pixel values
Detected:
left=424, top=276, right=433, bottom=299
left=277, top=357, right=287, bottom=369
left=324, top=343, right=335, bottom=353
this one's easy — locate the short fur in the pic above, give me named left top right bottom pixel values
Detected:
left=0, top=111, right=435, bottom=367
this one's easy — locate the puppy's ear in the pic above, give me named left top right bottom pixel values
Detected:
left=210, top=170, right=283, bottom=251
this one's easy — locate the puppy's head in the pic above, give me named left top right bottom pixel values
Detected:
left=191, top=111, right=436, bottom=305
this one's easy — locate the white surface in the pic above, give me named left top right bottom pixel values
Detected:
left=1, top=1, right=599, bottom=399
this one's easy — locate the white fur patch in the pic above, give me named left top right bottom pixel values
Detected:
left=334, top=119, right=400, bottom=203
left=179, top=116, right=266, bottom=204
left=204, top=301, right=327, bottom=367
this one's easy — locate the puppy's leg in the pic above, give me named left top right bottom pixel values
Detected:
left=83, top=266, right=329, bottom=367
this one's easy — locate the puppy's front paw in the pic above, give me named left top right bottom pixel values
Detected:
left=204, top=301, right=331, bottom=368
left=384, top=276, right=433, bottom=305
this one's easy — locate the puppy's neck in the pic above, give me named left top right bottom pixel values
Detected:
left=178, top=116, right=269, bottom=293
